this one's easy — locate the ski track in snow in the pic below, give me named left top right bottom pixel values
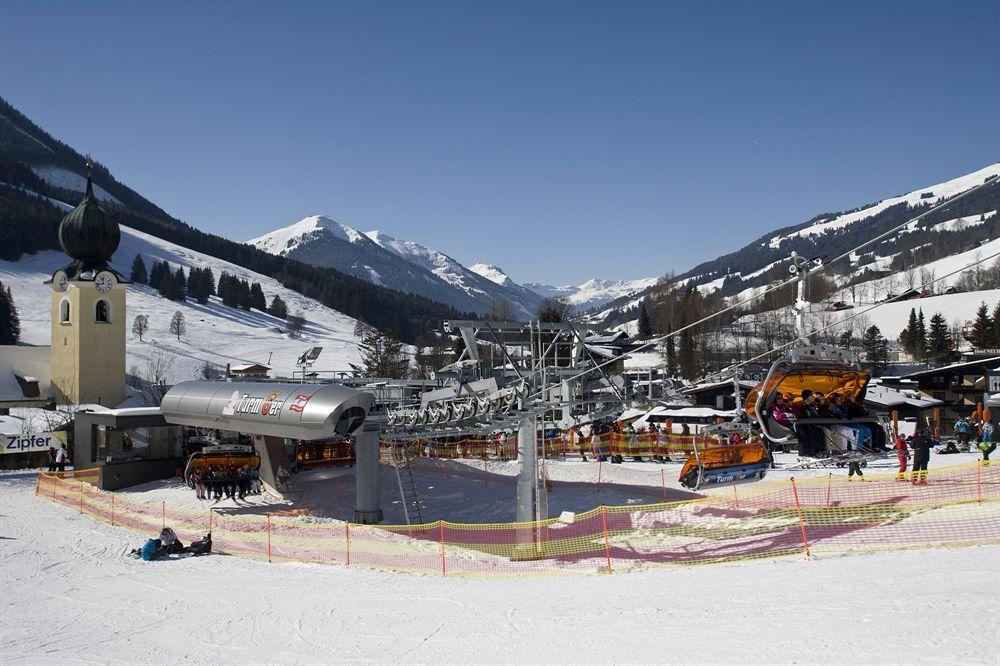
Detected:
left=1, top=470, right=997, bottom=665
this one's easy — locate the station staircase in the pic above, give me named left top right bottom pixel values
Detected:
left=389, top=441, right=425, bottom=525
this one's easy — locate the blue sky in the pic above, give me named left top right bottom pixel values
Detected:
left=3, top=1, right=997, bottom=284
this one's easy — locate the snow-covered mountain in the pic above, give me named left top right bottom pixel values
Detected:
left=523, top=277, right=660, bottom=312
left=247, top=217, right=542, bottom=318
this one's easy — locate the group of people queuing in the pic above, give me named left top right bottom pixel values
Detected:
left=189, top=465, right=261, bottom=501
left=45, top=443, right=71, bottom=472
left=952, top=416, right=995, bottom=462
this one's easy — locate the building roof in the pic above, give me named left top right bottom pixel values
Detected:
left=864, top=383, right=943, bottom=409
left=901, top=356, right=1000, bottom=380
left=682, top=379, right=757, bottom=395
left=230, top=363, right=271, bottom=373
left=0, top=346, right=53, bottom=406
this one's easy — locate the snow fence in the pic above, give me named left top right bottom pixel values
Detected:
left=36, top=462, right=1000, bottom=577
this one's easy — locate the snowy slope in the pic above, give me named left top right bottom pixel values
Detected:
left=0, top=224, right=364, bottom=388
left=31, top=164, right=123, bottom=205
left=3, top=468, right=998, bottom=664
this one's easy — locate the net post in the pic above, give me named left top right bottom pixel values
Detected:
left=600, top=505, right=612, bottom=573
left=661, top=469, right=667, bottom=503
left=161, top=501, right=165, bottom=529
left=79, top=480, right=84, bottom=514
left=790, top=478, right=811, bottom=560
left=977, top=460, right=982, bottom=504
left=111, top=492, right=115, bottom=526
left=439, top=521, right=446, bottom=576
left=597, top=460, right=602, bottom=493
left=345, top=522, right=350, bottom=566
left=733, top=484, right=739, bottom=509
left=267, top=514, right=272, bottom=563
left=825, top=472, right=833, bottom=508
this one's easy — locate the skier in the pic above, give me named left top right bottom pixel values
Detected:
left=909, top=428, right=933, bottom=485
left=46, top=446, right=57, bottom=472
left=894, top=432, right=909, bottom=481
left=979, top=421, right=995, bottom=465
left=953, top=417, right=972, bottom=451
left=54, top=443, right=70, bottom=472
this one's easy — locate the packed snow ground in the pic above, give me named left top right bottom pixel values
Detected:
left=114, top=451, right=983, bottom=524
left=1, top=470, right=997, bottom=665
left=0, top=224, right=364, bottom=385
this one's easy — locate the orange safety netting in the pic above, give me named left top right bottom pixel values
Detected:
left=35, top=462, right=1000, bottom=577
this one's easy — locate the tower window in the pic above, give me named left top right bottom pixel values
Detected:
left=95, top=299, right=111, bottom=323
left=59, top=298, right=71, bottom=324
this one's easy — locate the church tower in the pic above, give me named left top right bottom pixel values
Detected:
left=47, top=164, right=129, bottom=406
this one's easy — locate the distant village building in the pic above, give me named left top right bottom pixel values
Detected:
left=228, top=363, right=271, bottom=380
left=883, top=356, right=1000, bottom=434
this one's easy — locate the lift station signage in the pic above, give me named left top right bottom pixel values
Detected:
left=3, top=431, right=67, bottom=455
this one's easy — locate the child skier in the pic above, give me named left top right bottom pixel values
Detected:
left=979, top=422, right=995, bottom=465
left=894, top=433, right=909, bottom=481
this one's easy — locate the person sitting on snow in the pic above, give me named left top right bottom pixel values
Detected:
left=159, top=527, right=185, bottom=555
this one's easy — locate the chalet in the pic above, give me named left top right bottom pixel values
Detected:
left=895, top=356, right=1000, bottom=434
left=227, top=363, right=271, bottom=380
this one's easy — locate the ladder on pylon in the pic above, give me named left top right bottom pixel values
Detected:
left=390, top=441, right=424, bottom=525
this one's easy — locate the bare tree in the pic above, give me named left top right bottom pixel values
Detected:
left=131, top=314, right=149, bottom=342
left=130, top=353, right=174, bottom=406
left=169, top=311, right=186, bottom=340
left=485, top=297, right=516, bottom=322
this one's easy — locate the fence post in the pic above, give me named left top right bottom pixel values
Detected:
left=825, top=472, right=833, bottom=508
left=733, top=485, right=739, bottom=509
left=977, top=460, right=982, bottom=504
left=345, top=522, right=351, bottom=566
left=597, top=460, right=603, bottom=493
left=790, top=478, right=811, bottom=560
left=439, top=521, right=446, bottom=577
left=600, top=505, right=613, bottom=573
left=111, top=492, right=115, bottom=526
left=161, top=501, right=165, bottom=529
left=267, top=514, right=272, bottom=563
left=661, top=469, right=667, bottom=503
left=79, top=480, right=84, bottom=514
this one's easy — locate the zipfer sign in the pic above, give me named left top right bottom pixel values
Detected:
left=3, top=432, right=67, bottom=455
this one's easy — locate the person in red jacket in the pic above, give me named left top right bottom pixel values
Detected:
left=894, top=433, right=909, bottom=481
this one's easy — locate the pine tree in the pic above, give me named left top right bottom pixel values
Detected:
left=899, top=308, right=918, bottom=356
left=129, top=254, right=147, bottom=284
left=914, top=309, right=928, bottom=361
left=637, top=302, right=652, bottom=339
left=990, top=302, right=1000, bottom=348
left=351, top=329, right=410, bottom=378
left=861, top=325, right=889, bottom=376
left=0, top=282, right=20, bottom=345
left=172, top=267, right=187, bottom=301
left=269, top=295, right=288, bottom=319
left=926, top=312, right=952, bottom=366
left=678, top=328, right=698, bottom=380
left=969, top=302, right=992, bottom=350
left=249, top=282, right=267, bottom=311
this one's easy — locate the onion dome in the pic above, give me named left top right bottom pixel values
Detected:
left=58, top=163, right=120, bottom=262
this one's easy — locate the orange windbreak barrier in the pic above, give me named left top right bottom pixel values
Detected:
left=380, top=432, right=726, bottom=462
left=36, top=462, right=1000, bottom=577
left=746, top=369, right=869, bottom=418
left=677, top=442, right=771, bottom=481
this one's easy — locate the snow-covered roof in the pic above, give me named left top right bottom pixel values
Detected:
left=0, top=346, right=52, bottom=404
left=682, top=379, right=757, bottom=394
left=864, top=384, right=943, bottom=409
left=584, top=332, right=628, bottom=345
left=230, top=363, right=271, bottom=372
left=902, top=356, right=1000, bottom=379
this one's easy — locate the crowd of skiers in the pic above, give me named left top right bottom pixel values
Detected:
left=188, top=465, right=262, bottom=501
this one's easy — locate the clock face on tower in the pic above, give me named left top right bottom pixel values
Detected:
left=94, top=271, right=116, bottom=294
left=52, top=270, right=69, bottom=293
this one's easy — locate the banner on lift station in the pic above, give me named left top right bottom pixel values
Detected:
left=2, top=431, right=67, bottom=455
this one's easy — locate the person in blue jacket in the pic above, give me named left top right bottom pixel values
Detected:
left=139, top=538, right=166, bottom=561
